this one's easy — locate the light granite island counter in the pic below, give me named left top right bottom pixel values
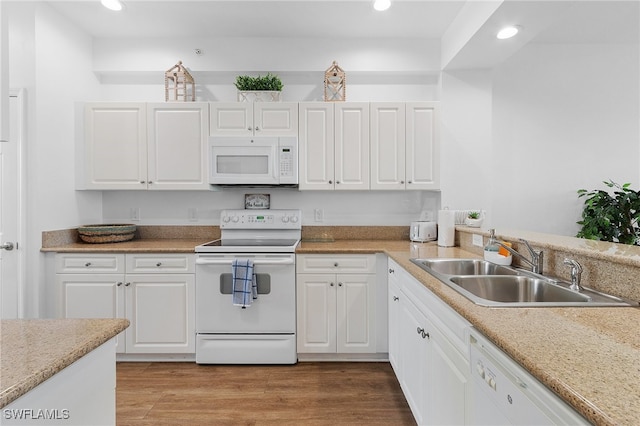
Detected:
left=1, top=318, right=129, bottom=425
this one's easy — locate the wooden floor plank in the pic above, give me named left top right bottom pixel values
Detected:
left=116, top=362, right=415, bottom=425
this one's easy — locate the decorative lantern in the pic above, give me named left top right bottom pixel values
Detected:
left=324, top=61, right=346, bottom=102
left=165, top=61, right=196, bottom=102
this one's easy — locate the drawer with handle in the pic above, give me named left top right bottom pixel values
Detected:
left=55, top=254, right=124, bottom=273
left=126, top=254, right=195, bottom=273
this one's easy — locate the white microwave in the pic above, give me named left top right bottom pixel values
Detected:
left=209, top=136, right=298, bottom=186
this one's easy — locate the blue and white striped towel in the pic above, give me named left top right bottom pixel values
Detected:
left=232, top=258, right=257, bottom=308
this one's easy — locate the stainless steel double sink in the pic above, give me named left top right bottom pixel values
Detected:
left=410, top=258, right=636, bottom=307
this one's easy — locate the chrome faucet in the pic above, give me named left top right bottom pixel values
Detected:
left=496, top=238, right=544, bottom=274
left=563, top=258, right=584, bottom=292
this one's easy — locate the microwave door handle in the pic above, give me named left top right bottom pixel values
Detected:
left=196, top=258, right=295, bottom=266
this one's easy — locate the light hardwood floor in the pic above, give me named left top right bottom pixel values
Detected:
left=116, top=361, right=415, bottom=425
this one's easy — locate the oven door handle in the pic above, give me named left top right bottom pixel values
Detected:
left=196, top=258, right=294, bottom=266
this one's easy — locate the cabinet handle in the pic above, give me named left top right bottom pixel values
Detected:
left=334, top=262, right=339, bottom=267
left=416, top=327, right=430, bottom=339
left=330, top=282, right=335, bottom=287
left=148, top=181, right=153, bottom=184
left=393, top=296, right=399, bottom=301
left=389, top=268, right=395, bottom=274
left=125, top=282, right=131, bottom=287
left=156, top=262, right=162, bottom=267
left=247, top=127, right=252, bottom=131
left=255, top=126, right=260, bottom=131
left=117, top=282, right=123, bottom=287
left=336, top=181, right=340, bottom=184
left=400, top=180, right=405, bottom=184
left=85, top=262, right=91, bottom=267
left=338, top=282, right=343, bottom=287
left=328, top=180, right=333, bottom=184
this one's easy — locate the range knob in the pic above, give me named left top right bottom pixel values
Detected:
left=222, top=215, right=231, bottom=223
left=282, top=216, right=290, bottom=223
left=232, top=216, right=239, bottom=223
left=290, top=215, right=299, bottom=223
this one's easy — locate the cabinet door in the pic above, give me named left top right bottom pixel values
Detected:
left=406, top=102, right=439, bottom=190
left=254, top=102, right=298, bottom=136
left=388, top=270, right=402, bottom=373
left=428, top=331, right=469, bottom=426
left=125, top=274, right=195, bottom=353
left=147, top=103, right=209, bottom=190
left=370, top=102, right=406, bottom=190
left=298, top=103, right=334, bottom=189
left=82, top=103, right=147, bottom=189
left=296, top=273, right=337, bottom=353
left=336, top=273, right=376, bottom=352
left=334, top=103, right=370, bottom=190
left=209, top=103, right=253, bottom=136
left=398, top=294, right=429, bottom=425
left=56, top=274, right=126, bottom=352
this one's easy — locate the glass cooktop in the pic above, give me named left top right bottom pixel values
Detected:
left=201, top=239, right=299, bottom=247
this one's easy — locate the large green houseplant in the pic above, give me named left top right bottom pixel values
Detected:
left=576, top=180, right=640, bottom=245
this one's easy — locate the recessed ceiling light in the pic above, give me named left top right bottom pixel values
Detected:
left=373, top=0, right=391, bottom=12
left=101, top=0, right=123, bottom=11
left=497, top=26, right=520, bottom=40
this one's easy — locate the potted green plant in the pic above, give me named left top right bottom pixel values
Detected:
left=577, top=180, right=640, bottom=245
left=465, top=211, right=483, bottom=227
left=235, top=73, right=283, bottom=102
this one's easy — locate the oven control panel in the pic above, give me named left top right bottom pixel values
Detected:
left=220, top=209, right=301, bottom=229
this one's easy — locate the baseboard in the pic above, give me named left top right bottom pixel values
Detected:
left=297, top=352, right=389, bottom=362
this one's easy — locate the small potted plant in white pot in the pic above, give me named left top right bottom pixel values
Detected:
left=235, top=73, right=283, bottom=102
left=465, top=211, right=483, bottom=227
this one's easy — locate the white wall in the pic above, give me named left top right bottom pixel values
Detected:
left=8, top=2, right=102, bottom=317
left=491, top=43, right=639, bottom=236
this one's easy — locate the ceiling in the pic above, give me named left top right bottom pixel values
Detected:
left=45, top=0, right=467, bottom=39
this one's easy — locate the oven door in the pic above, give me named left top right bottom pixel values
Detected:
left=195, top=253, right=296, bottom=333
left=209, top=137, right=279, bottom=185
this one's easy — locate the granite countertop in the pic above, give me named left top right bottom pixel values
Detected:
left=0, top=318, right=129, bottom=408
left=298, top=240, right=640, bottom=426
left=40, top=238, right=208, bottom=253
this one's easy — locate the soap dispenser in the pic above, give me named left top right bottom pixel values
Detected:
left=484, top=229, right=500, bottom=262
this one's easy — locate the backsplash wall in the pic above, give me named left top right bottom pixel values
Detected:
left=101, top=189, right=441, bottom=226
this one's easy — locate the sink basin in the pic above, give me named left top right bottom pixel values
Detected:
left=409, top=257, right=636, bottom=307
left=411, top=258, right=517, bottom=276
left=449, top=276, right=591, bottom=305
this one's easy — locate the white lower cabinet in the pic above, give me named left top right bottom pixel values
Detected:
left=388, top=258, right=471, bottom=425
left=296, top=254, right=376, bottom=353
left=55, top=253, right=195, bottom=354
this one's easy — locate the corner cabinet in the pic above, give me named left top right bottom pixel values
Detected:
left=298, top=102, right=370, bottom=190
left=55, top=253, right=195, bottom=355
left=388, top=258, right=470, bottom=425
left=209, top=102, right=298, bottom=137
left=77, top=102, right=209, bottom=190
left=371, top=102, right=440, bottom=190
left=296, top=254, right=377, bottom=354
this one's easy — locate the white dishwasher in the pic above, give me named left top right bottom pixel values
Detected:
left=468, top=330, right=590, bottom=425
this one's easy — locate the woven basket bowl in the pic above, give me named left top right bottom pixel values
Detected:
left=78, top=224, right=137, bottom=244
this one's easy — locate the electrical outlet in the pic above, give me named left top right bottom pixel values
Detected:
left=472, top=234, right=484, bottom=247
left=188, top=208, right=198, bottom=222
left=314, top=208, right=324, bottom=222
left=130, top=207, right=140, bottom=221
left=419, top=210, right=434, bottom=221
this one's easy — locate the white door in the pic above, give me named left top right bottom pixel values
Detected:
left=370, top=102, right=406, bottom=190
left=209, top=102, right=253, bottom=136
left=83, top=103, right=147, bottom=189
left=336, top=273, right=376, bottom=352
left=254, top=103, right=299, bottom=136
left=147, top=103, right=208, bottom=190
left=296, top=273, right=336, bottom=352
left=126, top=274, right=195, bottom=353
left=298, top=103, right=335, bottom=189
left=406, top=102, right=440, bottom=190
left=334, top=103, right=370, bottom=190
left=0, top=90, right=25, bottom=318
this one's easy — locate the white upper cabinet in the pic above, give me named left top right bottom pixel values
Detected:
left=80, top=103, right=147, bottom=189
left=78, top=102, right=209, bottom=190
left=298, top=102, right=369, bottom=190
left=147, top=103, right=209, bottom=190
left=371, top=102, right=440, bottom=190
left=209, top=102, right=298, bottom=137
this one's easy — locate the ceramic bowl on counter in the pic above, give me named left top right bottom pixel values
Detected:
left=78, top=224, right=137, bottom=243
